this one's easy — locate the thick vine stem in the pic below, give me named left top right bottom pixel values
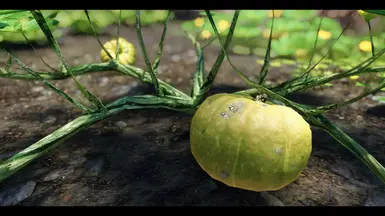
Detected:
left=309, top=114, right=385, bottom=184
left=116, top=64, right=191, bottom=100
left=0, top=63, right=114, bottom=80
left=234, top=66, right=385, bottom=99
left=275, top=67, right=385, bottom=95
left=192, top=10, right=239, bottom=105
left=310, top=76, right=385, bottom=114
left=135, top=10, right=163, bottom=97
left=0, top=106, right=121, bottom=183
left=275, top=47, right=385, bottom=95
left=0, top=61, right=192, bottom=101
left=0, top=96, right=195, bottom=183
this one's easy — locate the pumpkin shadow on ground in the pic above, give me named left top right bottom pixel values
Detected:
left=6, top=107, right=382, bottom=206
left=0, top=108, right=267, bottom=206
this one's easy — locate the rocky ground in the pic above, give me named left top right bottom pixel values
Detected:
left=0, top=20, right=385, bottom=206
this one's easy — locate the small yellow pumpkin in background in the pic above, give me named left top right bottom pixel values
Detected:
left=100, top=37, right=136, bottom=65
left=190, top=93, right=312, bottom=192
left=359, top=40, right=372, bottom=53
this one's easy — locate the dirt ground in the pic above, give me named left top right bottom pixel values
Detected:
left=0, top=21, right=385, bottom=206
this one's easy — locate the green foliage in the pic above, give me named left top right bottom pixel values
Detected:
left=60, top=10, right=170, bottom=34
left=0, top=10, right=58, bottom=32
left=0, top=10, right=61, bottom=44
left=181, top=10, right=385, bottom=67
left=0, top=10, right=170, bottom=44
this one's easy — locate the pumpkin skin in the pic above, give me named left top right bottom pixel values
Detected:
left=190, top=93, right=312, bottom=192
left=100, top=37, right=136, bottom=65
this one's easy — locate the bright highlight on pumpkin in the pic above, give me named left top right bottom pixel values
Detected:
left=100, top=37, right=136, bottom=65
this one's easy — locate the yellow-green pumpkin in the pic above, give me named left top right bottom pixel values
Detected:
left=190, top=93, right=312, bottom=192
left=100, top=37, right=136, bottom=65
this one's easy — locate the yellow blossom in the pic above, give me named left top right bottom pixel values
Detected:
left=318, top=30, right=332, bottom=40
left=194, top=17, right=205, bottom=27
left=295, top=49, right=308, bottom=58
left=200, top=30, right=211, bottom=39
left=270, top=60, right=282, bottom=67
left=268, top=10, right=284, bottom=18
left=262, top=29, right=282, bottom=39
left=256, top=59, right=265, bottom=65
left=218, top=20, right=230, bottom=32
left=359, top=40, right=372, bottom=53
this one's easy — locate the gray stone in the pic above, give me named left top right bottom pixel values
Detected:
left=98, top=77, right=109, bottom=86
left=114, top=121, right=128, bottom=128
left=364, top=189, right=385, bottom=206
left=67, top=155, right=87, bottom=167
left=42, top=116, right=57, bottom=124
left=192, top=179, right=218, bottom=197
left=0, top=181, right=36, bottom=206
left=32, top=168, right=50, bottom=178
left=330, top=163, right=352, bottom=179
left=111, top=82, right=138, bottom=96
left=171, top=54, right=182, bottom=62
left=31, top=86, right=44, bottom=93
left=85, top=156, right=105, bottom=177
left=260, top=192, right=285, bottom=206
left=43, top=167, right=75, bottom=182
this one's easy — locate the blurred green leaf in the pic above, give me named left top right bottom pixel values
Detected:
left=238, top=10, right=268, bottom=26
left=0, top=10, right=59, bottom=33
left=266, top=18, right=309, bottom=33
left=284, top=10, right=317, bottom=20
left=310, top=17, right=342, bottom=35
left=232, top=45, right=251, bottom=55
left=233, top=26, right=261, bottom=38
left=272, top=32, right=315, bottom=56
left=181, top=20, right=199, bottom=32
left=0, top=22, right=9, bottom=29
left=0, top=10, right=26, bottom=16
left=363, top=10, right=385, bottom=17
left=355, top=82, right=367, bottom=87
